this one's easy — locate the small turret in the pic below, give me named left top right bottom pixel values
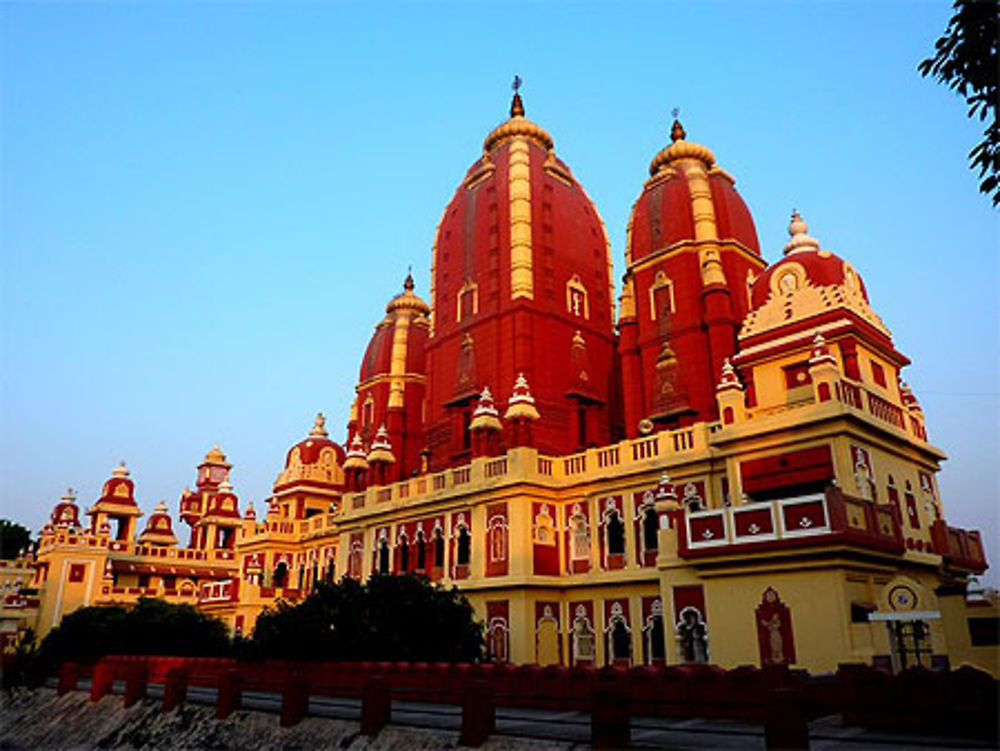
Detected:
left=469, top=387, right=502, bottom=457
left=504, top=373, right=540, bottom=448
left=138, top=501, right=179, bottom=547
left=715, top=358, right=747, bottom=425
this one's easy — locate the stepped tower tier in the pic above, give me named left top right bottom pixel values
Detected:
left=137, top=501, right=179, bottom=547
left=425, top=86, right=617, bottom=468
left=179, top=445, right=232, bottom=548
left=347, top=274, right=430, bottom=483
left=619, top=117, right=767, bottom=436
left=49, top=488, right=81, bottom=530
left=86, top=462, right=142, bottom=541
left=731, top=211, right=925, bottom=441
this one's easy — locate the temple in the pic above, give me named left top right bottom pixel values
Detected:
left=5, top=88, right=997, bottom=675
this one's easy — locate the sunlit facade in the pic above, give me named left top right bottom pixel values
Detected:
left=12, top=92, right=997, bottom=675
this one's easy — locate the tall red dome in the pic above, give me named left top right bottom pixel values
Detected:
left=618, top=118, right=767, bottom=435
left=346, top=275, right=430, bottom=482
left=424, top=86, right=617, bottom=468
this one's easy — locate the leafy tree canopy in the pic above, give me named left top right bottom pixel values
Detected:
left=37, top=597, right=231, bottom=669
left=0, top=519, right=32, bottom=559
left=253, top=575, right=484, bottom=662
left=919, top=0, right=999, bottom=205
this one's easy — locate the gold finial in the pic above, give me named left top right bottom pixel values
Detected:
left=510, top=75, right=525, bottom=118
left=310, top=412, right=328, bottom=437
left=404, top=267, right=414, bottom=291
left=670, top=107, right=686, bottom=142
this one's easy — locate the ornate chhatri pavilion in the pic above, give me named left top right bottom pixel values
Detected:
left=8, top=86, right=997, bottom=675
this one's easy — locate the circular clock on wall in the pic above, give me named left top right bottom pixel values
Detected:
left=888, top=584, right=918, bottom=611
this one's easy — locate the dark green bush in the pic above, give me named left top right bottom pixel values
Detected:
left=253, top=575, right=484, bottom=662
left=37, top=597, right=230, bottom=671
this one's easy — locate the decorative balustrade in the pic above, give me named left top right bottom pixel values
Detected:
left=597, top=446, right=619, bottom=468
left=832, top=379, right=924, bottom=440
left=930, top=520, right=987, bottom=572
left=339, top=424, right=711, bottom=518
left=485, top=457, right=507, bottom=478
left=678, top=488, right=904, bottom=558
left=563, top=455, right=587, bottom=475
left=865, top=391, right=905, bottom=429
left=632, top=436, right=659, bottom=461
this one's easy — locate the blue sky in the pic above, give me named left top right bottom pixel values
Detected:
left=2, top=2, right=997, bottom=581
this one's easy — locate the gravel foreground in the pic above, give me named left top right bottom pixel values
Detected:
left=0, top=688, right=577, bottom=751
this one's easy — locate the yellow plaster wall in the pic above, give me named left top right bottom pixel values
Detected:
left=698, top=568, right=854, bottom=674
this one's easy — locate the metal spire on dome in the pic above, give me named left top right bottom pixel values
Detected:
left=404, top=266, right=414, bottom=291
left=510, top=75, right=525, bottom=118
left=670, top=107, right=686, bottom=142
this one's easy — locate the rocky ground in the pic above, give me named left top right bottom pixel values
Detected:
left=0, top=688, right=576, bottom=751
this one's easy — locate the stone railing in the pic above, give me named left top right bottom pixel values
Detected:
left=341, top=424, right=711, bottom=518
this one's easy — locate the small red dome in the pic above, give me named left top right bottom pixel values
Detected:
left=50, top=489, right=81, bottom=528
left=741, top=212, right=887, bottom=341
left=206, top=482, right=241, bottom=519
left=359, top=321, right=394, bottom=383
left=274, top=413, right=346, bottom=493
left=749, top=212, right=869, bottom=311
left=628, top=121, right=760, bottom=263
left=357, top=276, right=429, bottom=385
left=284, top=413, right=346, bottom=468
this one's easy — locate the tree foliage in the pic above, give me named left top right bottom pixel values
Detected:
left=252, top=575, right=484, bottom=662
left=0, top=519, right=32, bottom=559
left=37, top=598, right=231, bottom=670
left=919, top=0, right=1000, bottom=205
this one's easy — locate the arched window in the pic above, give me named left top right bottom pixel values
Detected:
left=611, top=620, right=631, bottom=663
left=378, top=537, right=390, bottom=574
left=488, top=618, right=509, bottom=662
left=457, top=279, right=479, bottom=323
left=348, top=541, right=363, bottom=579
left=272, top=561, right=288, bottom=588
left=363, top=396, right=374, bottom=429
left=434, top=527, right=446, bottom=568
left=571, top=606, right=596, bottom=665
left=398, top=531, right=410, bottom=573
left=570, top=508, right=590, bottom=562
left=648, top=270, right=675, bottom=320
left=457, top=525, right=471, bottom=566
left=606, top=510, right=625, bottom=556
left=566, top=275, right=589, bottom=318
left=644, top=600, right=666, bottom=664
left=415, top=529, right=426, bottom=571
left=488, top=515, right=508, bottom=563
left=642, top=506, right=659, bottom=555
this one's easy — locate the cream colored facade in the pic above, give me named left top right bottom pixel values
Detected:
left=13, top=372, right=996, bottom=675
